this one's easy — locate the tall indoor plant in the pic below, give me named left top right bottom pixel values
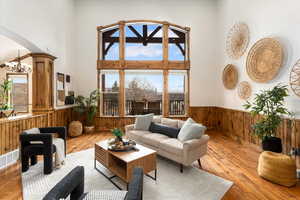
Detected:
left=74, top=90, right=100, bottom=133
left=244, top=84, right=291, bottom=153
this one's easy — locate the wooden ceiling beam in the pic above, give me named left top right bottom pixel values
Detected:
left=142, top=25, right=148, bottom=46
left=103, top=37, right=184, bottom=44
left=147, top=26, right=162, bottom=41
left=175, top=43, right=185, bottom=56
left=128, top=25, right=142, bottom=39
left=103, top=28, right=118, bottom=38
left=170, top=28, right=185, bottom=39
left=104, top=42, right=115, bottom=56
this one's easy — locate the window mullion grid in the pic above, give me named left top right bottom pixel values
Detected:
left=119, top=70, right=125, bottom=117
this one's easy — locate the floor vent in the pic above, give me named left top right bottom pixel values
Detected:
left=0, top=149, right=19, bottom=170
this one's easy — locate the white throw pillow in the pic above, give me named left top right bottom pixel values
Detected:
left=134, top=113, right=154, bottom=131
left=177, top=118, right=206, bottom=142
left=161, top=118, right=178, bottom=128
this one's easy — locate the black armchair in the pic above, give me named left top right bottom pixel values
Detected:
left=20, top=127, right=66, bottom=174
left=43, top=166, right=144, bottom=200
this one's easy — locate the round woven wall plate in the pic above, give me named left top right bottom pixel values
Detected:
left=226, top=23, right=250, bottom=59
left=237, top=81, right=252, bottom=100
left=223, top=64, right=238, bottom=89
left=290, top=59, right=300, bottom=98
left=246, top=38, right=283, bottom=83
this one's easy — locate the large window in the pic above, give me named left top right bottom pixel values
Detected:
left=99, top=70, right=119, bottom=116
left=7, top=73, right=29, bottom=113
left=125, top=70, right=163, bottom=115
left=97, top=20, right=190, bottom=117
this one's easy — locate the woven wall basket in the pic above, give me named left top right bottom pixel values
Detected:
left=237, top=81, right=252, bottom=100
left=290, top=59, right=300, bottom=98
left=222, top=64, right=238, bottom=89
left=246, top=38, right=283, bottom=83
left=226, top=23, right=250, bottom=59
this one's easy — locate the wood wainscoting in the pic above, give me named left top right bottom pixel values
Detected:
left=95, top=116, right=188, bottom=132
left=0, top=107, right=73, bottom=156
left=190, top=106, right=300, bottom=168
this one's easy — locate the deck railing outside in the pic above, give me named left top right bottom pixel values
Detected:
left=102, top=99, right=185, bottom=116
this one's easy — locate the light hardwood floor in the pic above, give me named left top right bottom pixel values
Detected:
left=0, top=131, right=299, bottom=200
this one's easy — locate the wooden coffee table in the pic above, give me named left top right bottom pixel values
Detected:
left=94, top=139, right=157, bottom=190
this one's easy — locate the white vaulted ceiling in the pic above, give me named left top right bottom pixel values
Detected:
left=0, top=34, right=30, bottom=64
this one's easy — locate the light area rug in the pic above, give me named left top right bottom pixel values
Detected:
left=22, top=148, right=233, bottom=200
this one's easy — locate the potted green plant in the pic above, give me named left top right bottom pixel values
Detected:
left=112, top=128, right=123, bottom=142
left=0, top=79, right=13, bottom=118
left=244, top=84, right=291, bottom=153
left=74, top=90, right=100, bottom=133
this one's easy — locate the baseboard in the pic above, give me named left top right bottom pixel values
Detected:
left=0, top=149, right=19, bottom=170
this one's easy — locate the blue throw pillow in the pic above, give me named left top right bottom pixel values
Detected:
left=149, top=122, right=180, bottom=138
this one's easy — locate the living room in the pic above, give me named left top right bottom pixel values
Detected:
left=0, top=0, right=300, bottom=199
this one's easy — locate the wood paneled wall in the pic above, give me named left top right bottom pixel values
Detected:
left=190, top=106, right=300, bottom=168
left=94, top=116, right=188, bottom=132
left=189, top=106, right=219, bottom=130
left=2, top=105, right=298, bottom=167
left=0, top=108, right=73, bottom=155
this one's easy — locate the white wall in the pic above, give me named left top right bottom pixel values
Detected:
left=0, top=0, right=75, bottom=108
left=217, top=0, right=300, bottom=117
left=4, top=0, right=299, bottom=113
left=73, top=0, right=220, bottom=106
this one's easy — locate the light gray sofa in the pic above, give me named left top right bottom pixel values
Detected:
left=125, top=117, right=209, bottom=172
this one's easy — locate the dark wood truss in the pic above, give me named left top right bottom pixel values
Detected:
left=101, top=25, right=186, bottom=59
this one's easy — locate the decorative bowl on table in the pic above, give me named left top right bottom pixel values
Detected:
left=108, top=138, right=137, bottom=152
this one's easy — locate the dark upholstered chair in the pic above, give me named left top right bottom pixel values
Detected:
left=43, top=166, right=144, bottom=200
left=20, top=127, right=66, bottom=174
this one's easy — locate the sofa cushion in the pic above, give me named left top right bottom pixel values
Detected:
left=25, top=128, right=40, bottom=134
left=134, top=113, right=154, bottom=131
left=177, top=120, right=185, bottom=128
left=178, top=118, right=206, bottom=142
left=160, top=138, right=183, bottom=155
left=139, top=133, right=169, bottom=147
left=161, top=118, right=178, bottom=128
left=127, top=130, right=150, bottom=141
left=152, top=115, right=162, bottom=123
left=149, top=122, right=180, bottom=138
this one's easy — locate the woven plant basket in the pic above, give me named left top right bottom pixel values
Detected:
left=68, top=121, right=83, bottom=137
left=258, top=151, right=297, bottom=187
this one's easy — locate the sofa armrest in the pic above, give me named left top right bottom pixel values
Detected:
left=125, top=167, right=144, bottom=200
left=125, top=124, right=135, bottom=133
left=20, top=133, right=53, bottom=151
left=183, top=135, right=210, bottom=150
left=43, top=166, right=85, bottom=200
left=182, top=135, right=209, bottom=165
left=39, top=127, right=66, bottom=141
left=39, top=127, right=67, bottom=155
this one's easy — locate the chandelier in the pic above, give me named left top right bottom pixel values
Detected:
left=0, top=50, right=32, bottom=73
